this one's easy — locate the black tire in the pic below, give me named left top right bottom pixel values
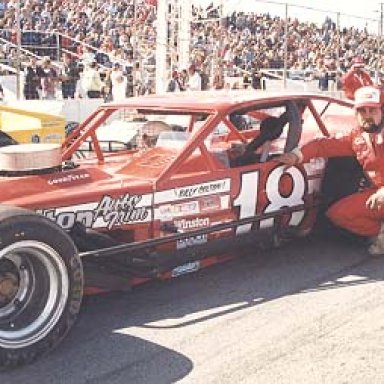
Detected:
left=0, top=206, right=83, bottom=369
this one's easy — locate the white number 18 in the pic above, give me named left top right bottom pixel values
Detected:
left=234, top=166, right=306, bottom=235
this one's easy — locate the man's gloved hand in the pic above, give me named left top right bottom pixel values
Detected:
left=366, top=187, right=384, bottom=210
left=274, top=152, right=299, bottom=166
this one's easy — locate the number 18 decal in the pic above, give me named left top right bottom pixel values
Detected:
left=234, top=166, right=306, bottom=235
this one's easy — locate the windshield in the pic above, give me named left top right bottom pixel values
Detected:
left=156, top=131, right=191, bottom=150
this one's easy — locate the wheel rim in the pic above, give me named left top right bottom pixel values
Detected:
left=0, top=241, right=69, bottom=349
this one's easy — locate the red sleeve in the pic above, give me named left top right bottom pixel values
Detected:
left=361, top=72, right=373, bottom=86
left=301, top=134, right=354, bottom=163
left=340, top=70, right=357, bottom=99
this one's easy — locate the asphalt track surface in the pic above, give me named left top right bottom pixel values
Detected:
left=2, top=232, right=384, bottom=384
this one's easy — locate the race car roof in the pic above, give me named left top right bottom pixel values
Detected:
left=104, top=90, right=353, bottom=113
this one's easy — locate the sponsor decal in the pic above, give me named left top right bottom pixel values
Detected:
left=93, top=194, right=148, bottom=229
left=174, top=179, right=230, bottom=199
left=174, top=217, right=210, bottom=230
left=199, top=195, right=221, bottom=212
left=176, top=235, right=208, bottom=249
left=38, top=193, right=150, bottom=230
left=157, top=200, right=200, bottom=220
left=154, top=178, right=231, bottom=204
left=48, top=172, right=91, bottom=185
left=174, top=217, right=210, bottom=249
left=44, top=133, right=63, bottom=142
left=171, top=261, right=201, bottom=277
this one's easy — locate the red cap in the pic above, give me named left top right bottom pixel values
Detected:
left=354, top=86, right=382, bottom=109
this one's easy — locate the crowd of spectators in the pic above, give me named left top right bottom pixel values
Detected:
left=0, top=0, right=383, bottom=99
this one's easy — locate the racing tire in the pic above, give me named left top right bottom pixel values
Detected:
left=0, top=206, right=83, bottom=369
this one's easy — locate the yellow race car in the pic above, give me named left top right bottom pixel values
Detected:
left=0, top=104, right=66, bottom=144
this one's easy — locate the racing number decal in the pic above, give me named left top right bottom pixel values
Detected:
left=261, top=166, right=305, bottom=229
left=234, top=166, right=306, bottom=235
left=234, top=171, right=259, bottom=234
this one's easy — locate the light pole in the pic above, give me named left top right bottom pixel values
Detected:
left=374, top=3, right=383, bottom=84
left=283, top=2, right=288, bottom=89
left=16, top=0, right=22, bottom=99
left=376, top=3, right=384, bottom=80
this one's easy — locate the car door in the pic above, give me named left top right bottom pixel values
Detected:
left=226, top=100, right=321, bottom=238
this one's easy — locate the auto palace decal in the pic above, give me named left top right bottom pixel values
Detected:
left=234, top=166, right=307, bottom=234
left=37, top=193, right=151, bottom=230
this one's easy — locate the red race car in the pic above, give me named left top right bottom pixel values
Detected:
left=0, top=90, right=358, bottom=368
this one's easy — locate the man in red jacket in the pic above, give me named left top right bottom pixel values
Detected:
left=277, top=86, right=384, bottom=254
left=340, top=57, right=373, bottom=100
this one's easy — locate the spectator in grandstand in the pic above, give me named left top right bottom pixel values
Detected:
left=3, top=3, right=384, bottom=99
left=186, top=64, right=201, bottom=91
left=243, top=71, right=252, bottom=89
left=81, top=61, right=104, bottom=98
left=340, top=57, right=374, bottom=100
left=318, top=66, right=330, bottom=92
left=110, top=62, right=127, bottom=101
left=251, top=69, right=263, bottom=90
left=212, top=65, right=225, bottom=90
left=166, top=70, right=184, bottom=92
left=23, top=56, right=44, bottom=100
left=0, top=82, right=4, bottom=101
left=80, top=46, right=96, bottom=68
left=40, top=56, right=58, bottom=100
left=179, top=69, right=188, bottom=90
left=59, top=53, right=80, bottom=99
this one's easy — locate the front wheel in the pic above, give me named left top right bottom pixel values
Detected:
left=0, top=206, right=83, bottom=369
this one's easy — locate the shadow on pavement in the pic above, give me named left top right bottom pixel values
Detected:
left=2, top=232, right=382, bottom=383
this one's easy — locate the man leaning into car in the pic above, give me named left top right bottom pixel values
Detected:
left=277, top=86, right=384, bottom=255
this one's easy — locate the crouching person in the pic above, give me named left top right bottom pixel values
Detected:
left=276, top=86, right=384, bottom=255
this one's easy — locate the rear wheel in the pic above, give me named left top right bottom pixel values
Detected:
left=0, top=206, right=83, bottom=369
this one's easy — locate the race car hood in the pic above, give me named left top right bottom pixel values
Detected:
left=0, top=165, right=155, bottom=209
left=0, top=139, right=184, bottom=212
